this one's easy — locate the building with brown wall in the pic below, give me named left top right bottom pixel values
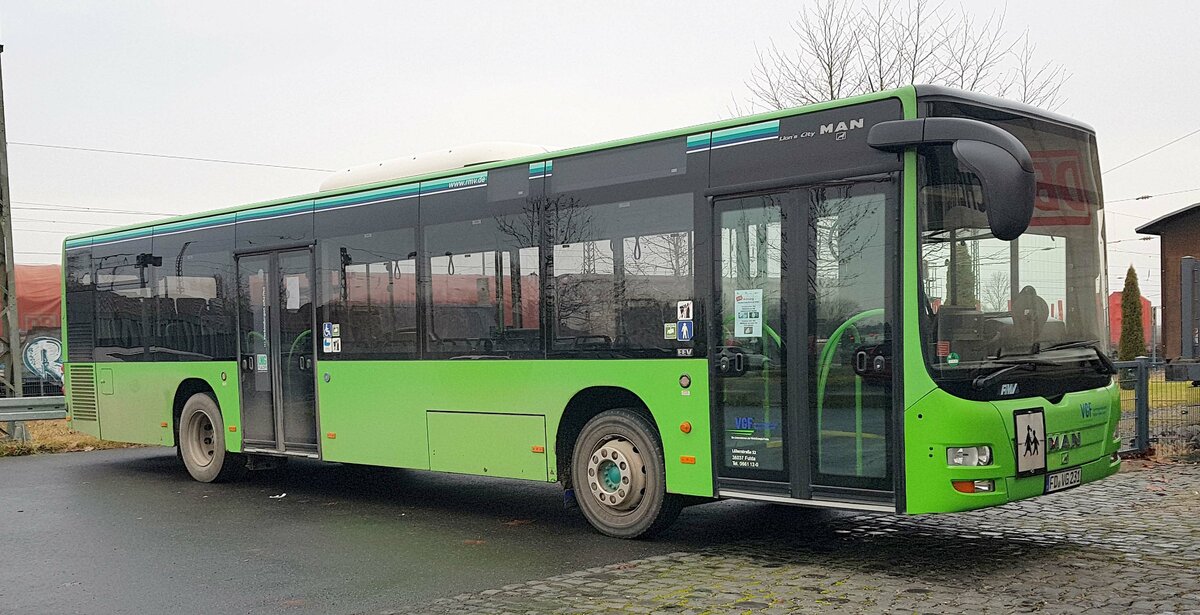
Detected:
left=1136, top=203, right=1200, bottom=360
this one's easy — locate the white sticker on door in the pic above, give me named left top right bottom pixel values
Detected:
left=677, top=300, right=693, bottom=321
left=734, top=289, right=763, bottom=338
left=285, top=275, right=301, bottom=310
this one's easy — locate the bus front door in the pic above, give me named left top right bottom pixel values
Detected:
left=712, top=184, right=895, bottom=506
left=236, top=248, right=319, bottom=457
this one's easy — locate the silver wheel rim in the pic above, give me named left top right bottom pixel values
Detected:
left=183, top=410, right=216, bottom=469
left=586, top=437, right=646, bottom=511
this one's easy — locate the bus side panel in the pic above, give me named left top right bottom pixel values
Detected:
left=95, top=362, right=239, bottom=448
left=428, top=412, right=548, bottom=480
left=316, top=359, right=713, bottom=497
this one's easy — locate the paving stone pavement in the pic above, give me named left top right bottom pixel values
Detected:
left=382, top=462, right=1200, bottom=614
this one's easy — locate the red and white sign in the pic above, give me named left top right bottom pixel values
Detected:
left=1029, top=149, right=1096, bottom=227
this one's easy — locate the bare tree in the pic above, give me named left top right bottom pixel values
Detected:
left=982, top=270, right=1010, bottom=312
left=746, top=0, right=863, bottom=108
left=996, top=33, right=1069, bottom=110
left=742, top=0, right=1070, bottom=111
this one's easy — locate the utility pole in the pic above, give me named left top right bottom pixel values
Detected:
left=0, top=45, right=26, bottom=441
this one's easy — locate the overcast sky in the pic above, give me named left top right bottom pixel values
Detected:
left=0, top=1, right=1195, bottom=306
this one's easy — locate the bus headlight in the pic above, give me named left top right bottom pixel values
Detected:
left=947, top=446, right=992, bottom=466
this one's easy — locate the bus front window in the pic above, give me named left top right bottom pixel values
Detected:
left=917, top=109, right=1109, bottom=399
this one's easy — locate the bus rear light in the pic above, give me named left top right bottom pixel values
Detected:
left=947, top=446, right=992, bottom=466
left=952, top=479, right=995, bottom=494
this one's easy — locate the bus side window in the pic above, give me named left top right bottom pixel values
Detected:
left=420, top=165, right=542, bottom=359
left=316, top=193, right=419, bottom=360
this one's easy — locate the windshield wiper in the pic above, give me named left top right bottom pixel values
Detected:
left=971, top=359, right=1059, bottom=391
left=1041, top=339, right=1118, bottom=375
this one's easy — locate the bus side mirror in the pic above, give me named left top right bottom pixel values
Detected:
left=952, top=140, right=1036, bottom=240
left=868, top=117, right=1037, bottom=241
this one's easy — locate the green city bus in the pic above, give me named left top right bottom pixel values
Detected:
left=62, top=85, right=1120, bottom=538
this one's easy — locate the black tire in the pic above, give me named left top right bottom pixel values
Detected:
left=178, top=393, right=245, bottom=483
left=571, top=408, right=683, bottom=539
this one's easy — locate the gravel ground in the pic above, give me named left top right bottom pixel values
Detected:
left=385, top=461, right=1200, bottom=614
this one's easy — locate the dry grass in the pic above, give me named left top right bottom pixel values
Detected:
left=1151, top=440, right=1199, bottom=462
left=0, top=420, right=141, bottom=457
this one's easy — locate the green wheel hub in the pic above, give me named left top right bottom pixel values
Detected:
left=586, top=437, right=648, bottom=511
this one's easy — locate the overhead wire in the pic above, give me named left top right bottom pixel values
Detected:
left=1108, top=186, right=1200, bottom=204
left=8, top=141, right=335, bottom=173
left=1107, top=210, right=1151, bottom=220
left=13, top=200, right=180, bottom=216
left=1103, top=127, right=1200, bottom=174
left=15, top=217, right=114, bottom=227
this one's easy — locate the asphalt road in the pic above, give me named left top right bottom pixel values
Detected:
left=0, top=448, right=833, bottom=615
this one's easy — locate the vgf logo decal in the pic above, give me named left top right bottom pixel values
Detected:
left=1080, top=402, right=1093, bottom=418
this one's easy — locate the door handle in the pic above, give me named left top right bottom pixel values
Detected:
left=717, top=349, right=746, bottom=375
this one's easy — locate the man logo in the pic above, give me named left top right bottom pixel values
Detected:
left=819, top=118, right=864, bottom=134
left=1000, top=383, right=1019, bottom=396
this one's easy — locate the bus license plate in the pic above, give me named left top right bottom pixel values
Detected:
left=1045, top=467, right=1082, bottom=493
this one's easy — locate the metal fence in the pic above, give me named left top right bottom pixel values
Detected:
left=1115, top=357, right=1200, bottom=455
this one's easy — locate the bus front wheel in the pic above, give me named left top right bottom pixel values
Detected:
left=571, top=408, right=682, bottom=539
left=178, top=393, right=244, bottom=483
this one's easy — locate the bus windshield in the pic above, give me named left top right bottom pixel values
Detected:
left=918, top=105, right=1108, bottom=397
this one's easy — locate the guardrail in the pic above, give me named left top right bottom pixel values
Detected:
left=0, top=396, right=67, bottom=442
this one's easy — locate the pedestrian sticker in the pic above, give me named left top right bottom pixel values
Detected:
left=330, top=338, right=342, bottom=353
left=331, top=324, right=341, bottom=337
left=676, top=320, right=694, bottom=342
left=256, top=354, right=268, bottom=371
left=322, top=322, right=333, bottom=338
left=677, top=300, right=693, bottom=321
left=664, top=322, right=677, bottom=340
left=946, top=352, right=960, bottom=366
left=733, top=289, right=763, bottom=338
left=1014, top=409, right=1046, bottom=475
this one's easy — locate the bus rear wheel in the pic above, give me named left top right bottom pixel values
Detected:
left=178, top=393, right=244, bottom=483
left=571, top=408, right=682, bottom=539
